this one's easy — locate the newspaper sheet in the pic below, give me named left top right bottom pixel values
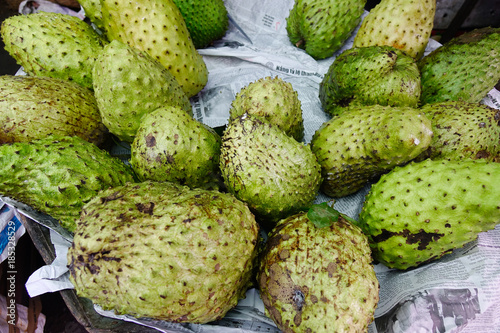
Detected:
left=3, top=0, right=500, bottom=332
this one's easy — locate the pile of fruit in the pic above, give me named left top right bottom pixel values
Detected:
left=1, top=0, right=499, bottom=331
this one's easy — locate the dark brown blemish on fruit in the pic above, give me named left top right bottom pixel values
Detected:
left=373, top=228, right=444, bottom=250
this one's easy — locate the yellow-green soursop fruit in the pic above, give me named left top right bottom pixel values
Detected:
left=353, top=0, right=436, bottom=59
left=310, top=105, right=433, bottom=197
left=418, top=27, right=500, bottom=105
left=92, top=40, right=192, bottom=142
left=417, top=101, right=500, bottom=162
left=131, top=106, right=222, bottom=189
left=258, top=204, right=379, bottom=332
left=0, top=75, right=108, bottom=146
left=172, top=0, right=229, bottom=49
left=286, top=0, right=366, bottom=59
left=220, top=114, right=322, bottom=230
left=0, top=136, right=136, bottom=232
left=319, top=46, right=421, bottom=117
left=68, top=181, right=259, bottom=323
left=358, top=159, right=500, bottom=270
left=0, top=12, right=108, bottom=90
left=78, top=0, right=104, bottom=30
left=100, top=0, right=208, bottom=97
left=230, top=76, right=304, bottom=141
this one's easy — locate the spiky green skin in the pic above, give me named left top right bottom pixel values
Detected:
left=418, top=27, right=500, bottom=105
left=0, top=12, right=107, bottom=90
left=78, top=0, right=104, bottom=30
left=131, top=106, right=222, bottom=189
left=172, top=0, right=229, bottom=49
left=417, top=101, right=500, bottom=162
left=358, top=159, right=500, bottom=270
left=101, top=0, right=208, bottom=97
left=220, top=114, right=322, bottom=229
left=319, top=46, right=421, bottom=117
left=286, top=0, right=366, bottom=59
left=258, top=211, right=379, bottom=332
left=0, top=136, right=136, bottom=232
left=230, top=76, right=304, bottom=141
left=311, top=105, right=433, bottom=198
left=0, top=75, right=107, bottom=146
left=68, top=181, right=259, bottom=323
left=353, top=0, right=436, bottom=59
left=92, top=40, right=192, bottom=142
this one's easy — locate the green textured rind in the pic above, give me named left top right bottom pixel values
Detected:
left=311, top=105, right=433, bottom=198
left=319, top=46, right=421, bottom=117
left=101, top=0, right=208, bottom=97
left=358, top=159, right=500, bottom=270
left=419, top=27, right=500, bottom=105
left=0, top=12, right=107, bottom=90
left=258, top=211, right=379, bottom=332
left=92, top=40, right=192, bottom=143
left=286, top=0, right=366, bottom=59
left=230, top=76, right=304, bottom=141
left=220, top=114, right=322, bottom=228
left=130, top=106, right=222, bottom=189
left=353, top=0, right=436, bottom=59
left=78, top=0, right=104, bottom=30
left=417, top=101, right=500, bottom=162
left=0, top=136, right=136, bottom=232
left=0, top=75, right=108, bottom=146
left=68, top=181, right=259, bottom=323
left=172, top=0, right=229, bottom=49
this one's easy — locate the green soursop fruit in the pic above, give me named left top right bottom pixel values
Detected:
left=68, top=180, right=259, bottom=323
left=419, top=27, right=500, bottom=105
left=417, top=101, right=500, bottom=162
left=319, top=46, right=421, bottom=117
left=286, top=0, right=366, bottom=59
left=0, top=75, right=108, bottom=146
left=172, top=0, right=229, bottom=49
left=92, top=40, right=192, bottom=142
left=220, top=114, right=322, bottom=229
left=131, top=106, right=222, bottom=189
left=101, top=0, right=208, bottom=97
left=0, top=12, right=107, bottom=90
left=230, top=76, right=304, bottom=141
left=0, top=135, right=136, bottom=232
left=358, top=158, right=500, bottom=270
left=353, top=0, right=436, bottom=59
left=258, top=204, right=379, bottom=332
left=78, top=0, right=104, bottom=30
left=311, top=105, right=433, bottom=197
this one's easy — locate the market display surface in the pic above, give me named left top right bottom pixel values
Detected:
left=1, top=0, right=500, bottom=332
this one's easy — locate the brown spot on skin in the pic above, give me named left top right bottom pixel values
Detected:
left=327, top=262, right=337, bottom=278
left=145, top=133, right=156, bottom=147
left=136, top=202, right=154, bottom=215
left=373, top=228, right=444, bottom=250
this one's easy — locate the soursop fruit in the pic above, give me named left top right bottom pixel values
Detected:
left=77, top=0, right=104, bottom=30
left=230, top=76, right=304, bottom=141
left=358, top=158, right=500, bottom=270
left=319, top=45, right=421, bottom=117
left=417, top=101, right=500, bottom=162
left=258, top=203, right=379, bottom=332
left=92, top=40, right=192, bottom=142
left=0, top=135, right=136, bottom=232
left=131, top=106, right=222, bottom=189
left=310, top=105, right=433, bottom=198
left=0, top=75, right=108, bottom=146
left=220, top=114, right=322, bottom=229
left=100, top=0, right=208, bottom=97
left=419, top=27, right=500, bottom=105
left=68, top=180, right=259, bottom=323
left=0, top=12, right=107, bottom=90
left=172, top=0, right=229, bottom=49
left=353, top=0, right=436, bottom=59
left=286, top=0, right=366, bottom=59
